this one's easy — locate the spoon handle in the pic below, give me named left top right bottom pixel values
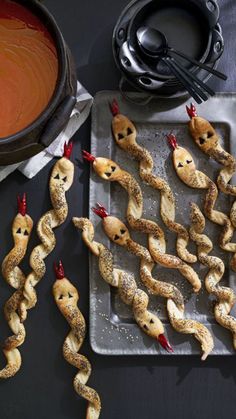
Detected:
left=169, top=57, right=215, bottom=97
left=169, top=49, right=227, bottom=81
left=163, top=58, right=207, bottom=104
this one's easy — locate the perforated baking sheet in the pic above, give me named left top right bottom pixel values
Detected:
left=89, top=91, right=236, bottom=355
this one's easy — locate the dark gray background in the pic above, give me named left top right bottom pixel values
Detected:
left=0, top=0, right=235, bottom=418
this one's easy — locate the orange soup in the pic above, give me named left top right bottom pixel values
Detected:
left=0, top=0, right=58, bottom=138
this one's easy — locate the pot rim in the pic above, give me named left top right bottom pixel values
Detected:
left=0, top=0, right=68, bottom=145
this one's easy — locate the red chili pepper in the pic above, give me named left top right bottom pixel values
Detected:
left=166, top=133, right=178, bottom=150
left=17, top=193, right=27, bottom=216
left=82, top=150, right=96, bottom=162
left=186, top=103, right=198, bottom=118
left=109, top=99, right=120, bottom=116
left=92, top=202, right=109, bottom=218
left=63, top=141, right=73, bottom=159
left=54, top=260, right=65, bottom=280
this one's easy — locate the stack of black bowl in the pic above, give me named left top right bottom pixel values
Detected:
left=113, top=0, right=224, bottom=99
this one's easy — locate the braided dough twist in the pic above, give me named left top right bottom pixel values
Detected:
left=0, top=195, right=33, bottom=378
left=53, top=262, right=101, bottom=419
left=189, top=202, right=236, bottom=349
left=83, top=153, right=200, bottom=292
left=187, top=103, right=236, bottom=228
left=111, top=101, right=196, bottom=264
left=169, top=135, right=236, bottom=270
left=20, top=143, right=74, bottom=322
left=89, top=210, right=213, bottom=359
left=73, top=217, right=175, bottom=351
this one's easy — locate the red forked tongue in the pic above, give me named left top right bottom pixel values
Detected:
left=158, top=334, right=174, bottom=353
left=109, top=99, right=120, bottom=116
left=17, top=193, right=27, bottom=216
left=186, top=103, right=198, bottom=119
left=167, top=133, right=178, bottom=150
left=82, top=150, right=96, bottom=162
left=92, top=202, right=109, bottom=219
left=63, top=141, right=73, bottom=159
left=54, top=260, right=65, bottom=280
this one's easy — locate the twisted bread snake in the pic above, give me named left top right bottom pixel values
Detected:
left=53, top=261, right=101, bottom=419
left=0, top=194, right=33, bottom=378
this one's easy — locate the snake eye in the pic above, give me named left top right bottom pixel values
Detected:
left=16, top=228, right=21, bottom=234
left=207, top=131, right=214, bottom=138
left=118, top=133, right=124, bottom=140
left=120, top=229, right=126, bottom=235
left=111, top=166, right=116, bottom=172
left=59, top=295, right=63, bottom=300
left=199, top=137, right=205, bottom=145
left=54, top=173, right=60, bottom=179
left=178, top=162, right=183, bottom=168
left=68, top=292, right=73, bottom=298
left=143, top=324, right=149, bottom=330
left=186, top=160, right=192, bottom=164
left=62, top=176, right=67, bottom=182
left=105, top=172, right=111, bottom=178
left=24, top=230, right=29, bottom=236
left=150, top=319, right=154, bottom=324
left=127, top=127, right=133, bottom=135
left=114, top=234, right=120, bottom=241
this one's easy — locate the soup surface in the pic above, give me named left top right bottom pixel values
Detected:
left=0, top=0, right=58, bottom=138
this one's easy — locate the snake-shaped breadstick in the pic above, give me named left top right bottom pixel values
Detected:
left=189, top=202, right=236, bottom=349
left=168, top=134, right=236, bottom=270
left=110, top=99, right=196, bottom=264
left=0, top=195, right=33, bottom=378
left=91, top=205, right=214, bottom=360
left=73, top=216, right=173, bottom=352
left=187, top=103, right=236, bottom=228
left=83, top=152, right=200, bottom=292
left=53, top=261, right=101, bottom=419
left=19, top=142, right=74, bottom=322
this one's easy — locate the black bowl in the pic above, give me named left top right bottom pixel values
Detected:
left=113, top=0, right=224, bottom=99
left=0, top=0, right=77, bottom=166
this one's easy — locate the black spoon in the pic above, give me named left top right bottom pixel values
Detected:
left=136, top=26, right=227, bottom=81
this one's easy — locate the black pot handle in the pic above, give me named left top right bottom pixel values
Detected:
left=39, top=95, right=77, bottom=148
left=206, top=27, right=224, bottom=63
left=192, top=0, right=219, bottom=28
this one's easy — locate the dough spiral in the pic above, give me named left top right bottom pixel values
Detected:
left=90, top=206, right=214, bottom=360
left=83, top=151, right=201, bottom=293
left=19, top=142, right=74, bottom=321
left=53, top=261, right=101, bottom=419
left=110, top=99, right=196, bottom=264
left=0, top=194, right=33, bottom=378
left=169, top=134, right=236, bottom=270
left=187, top=103, right=236, bottom=228
left=189, top=202, right=236, bottom=349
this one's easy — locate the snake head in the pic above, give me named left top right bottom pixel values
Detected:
left=53, top=274, right=79, bottom=309
left=103, top=216, right=130, bottom=246
left=92, top=205, right=130, bottom=246
left=50, top=155, right=74, bottom=192
left=186, top=104, right=219, bottom=152
left=110, top=100, right=137, bottom=150
left=171, top=140, right=196, bottom=185
left=13, top=194, right=33, bottom=245
left=94, top=157, right=121, bottom=180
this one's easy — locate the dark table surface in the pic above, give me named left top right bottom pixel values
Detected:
left=0, top=1, right=236, bottom=418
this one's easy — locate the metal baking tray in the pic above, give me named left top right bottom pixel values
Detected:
left=89, top=91, right=236, bottom=356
